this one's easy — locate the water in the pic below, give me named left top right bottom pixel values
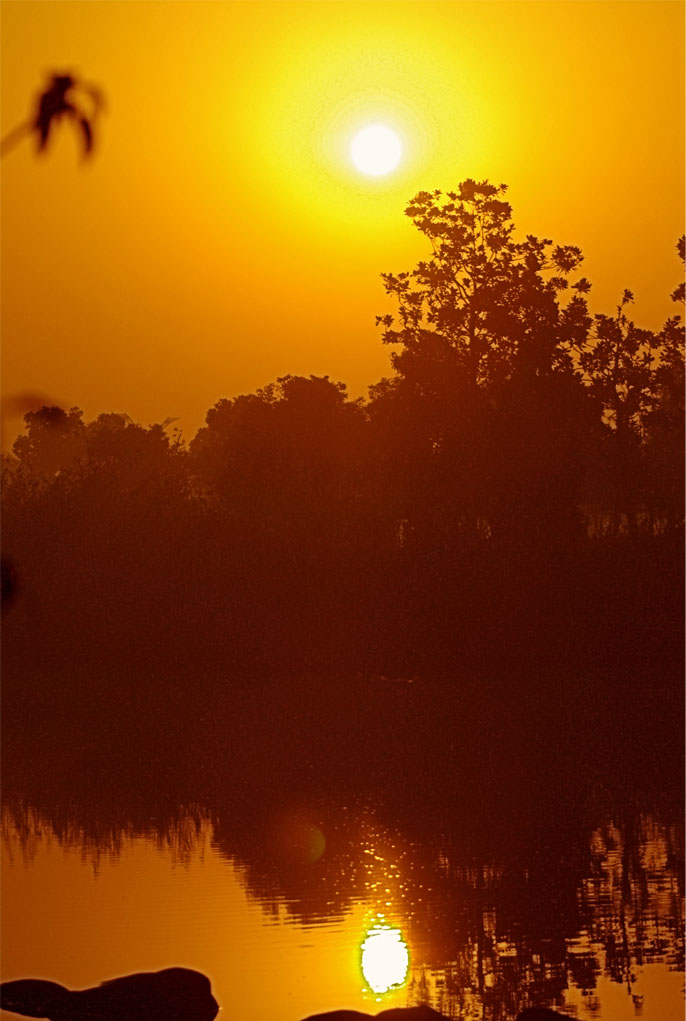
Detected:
left=1, top=668, right=683, bottom=1020
left=1, top=801, right=683, bottom=1021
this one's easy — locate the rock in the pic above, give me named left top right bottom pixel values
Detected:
left=0, top=967, right=218, bottom=1020
left=301, top=1008, right=450, bottom=1021
left=516, top=1008, right=578, bottom=1021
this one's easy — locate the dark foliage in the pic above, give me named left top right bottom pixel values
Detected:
left=1, top=182, right=683, bottom=683
left=1, top=71, right=104, bottom=160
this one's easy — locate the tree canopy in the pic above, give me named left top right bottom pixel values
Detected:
left=2, top=182, right=683, bottom=674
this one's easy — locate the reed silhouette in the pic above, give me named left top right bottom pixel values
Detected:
left=0, top=967, right=218, bottom=1020
left=516, top=1010, right=577, bottom=1021
left=301, top=1009, right=449, bottom=1021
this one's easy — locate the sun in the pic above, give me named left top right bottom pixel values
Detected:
left=350, top=124, right=402, bottom=177
left=360, top=921, right=409, bottom=993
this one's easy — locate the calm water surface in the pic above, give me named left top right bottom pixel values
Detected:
left=2, top=803, right=683, bottom=1021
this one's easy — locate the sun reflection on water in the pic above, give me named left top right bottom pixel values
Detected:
left=360, top=916, right=410, bottom=994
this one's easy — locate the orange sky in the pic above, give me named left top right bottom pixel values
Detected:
left=1, top=1, right=684, bottom=447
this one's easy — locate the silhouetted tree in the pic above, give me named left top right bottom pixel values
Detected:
left=84, top=412, right=186, bottom=493
left=191, top=374, right=365, bottom=521
left=641, top=237, right=685, bottom=532
left=2, top=191, right=682, bottom=679
left=377, top=180, right=591, bottom=395
left=188, top=375, right=371, bottom=664
left=373, top=180, right=594, bottom=545
left=12, top=405, right=88, bottom=479
left=579, top=291, right=660, bottom=534
left=10, top=406, right=185, bottom=491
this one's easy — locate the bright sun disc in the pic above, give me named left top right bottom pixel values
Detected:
left=360, top=923, right=409, bottom=993
left=351, top=124, right=402, bottom=176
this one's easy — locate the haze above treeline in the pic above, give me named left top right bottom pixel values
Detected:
left=2, top=2, right=683, bottom=445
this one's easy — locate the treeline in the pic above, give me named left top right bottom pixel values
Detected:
left=2, top=181, right=684, bottom=676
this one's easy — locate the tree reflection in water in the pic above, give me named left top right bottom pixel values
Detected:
left=1, top=662, right=682, bottom=1018
left=2, top=798, right=682, bottom=1020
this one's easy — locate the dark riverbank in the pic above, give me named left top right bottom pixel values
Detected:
left=3, top=529, right=682, bottom=679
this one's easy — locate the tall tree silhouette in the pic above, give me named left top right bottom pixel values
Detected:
left=374, top=180, right=594, bottom=545
left=580, top=291, right=660, bottom=534
left=641, top=237, right=685, bottom=532
left=377, top=180, right=591, bottom=397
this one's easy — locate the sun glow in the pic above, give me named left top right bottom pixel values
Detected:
left=360, top=919, right=410, bottom=993
left=351, top=124, right=403, bottom=176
